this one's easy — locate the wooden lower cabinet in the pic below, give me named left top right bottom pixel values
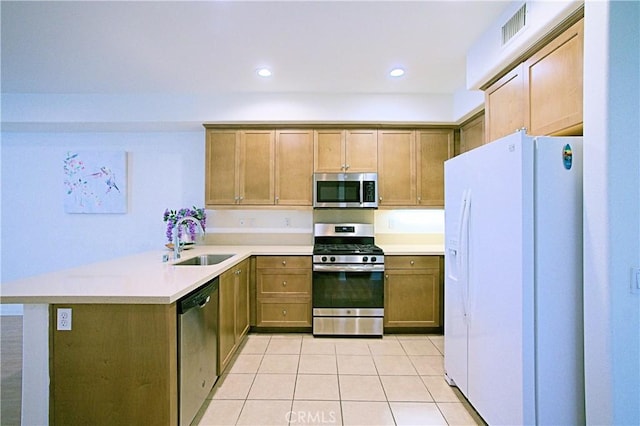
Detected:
left=219, top=259, right=250, bottom=374
left=384, top=256, right=442, bottom=329
left=257, top=300, right=312, bottom=327
left=49, top=303, right=178, bottom=425
left=255, top=256, right=312, bottom=328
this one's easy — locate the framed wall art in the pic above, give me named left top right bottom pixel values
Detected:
left=63, top=151, right=128, bottom=214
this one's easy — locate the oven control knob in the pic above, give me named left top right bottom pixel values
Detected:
left=363, top=256, right=368, bottom=262
left=321, top=256, right=327, bottom=262
left=371, top=257, right=377, bottom=262
left=330, top=256, right=336, bottom=262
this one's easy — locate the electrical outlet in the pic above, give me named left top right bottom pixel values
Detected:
left=285, top=217, right=291, bottom=227
left=57, top=308, right=72, bottom=331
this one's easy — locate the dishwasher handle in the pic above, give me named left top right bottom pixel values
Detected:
left=197, top=296, right=211, bottom=309
left=178, top=278, right=218, bottom=314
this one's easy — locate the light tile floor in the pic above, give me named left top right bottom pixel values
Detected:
left=193, top=334, right=485, bottom=426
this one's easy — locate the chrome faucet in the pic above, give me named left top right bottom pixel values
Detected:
left=173, top=216, right=205, bottom=259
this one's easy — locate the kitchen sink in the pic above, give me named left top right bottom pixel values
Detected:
left=175, top=254, right=235, bottom=266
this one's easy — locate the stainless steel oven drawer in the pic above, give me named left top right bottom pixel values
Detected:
left=313, top=316, right=383, bottom=336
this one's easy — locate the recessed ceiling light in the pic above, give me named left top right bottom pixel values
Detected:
left=389, top=68, right=405, bottom=77
left=257, top=68, right=272, bottom=77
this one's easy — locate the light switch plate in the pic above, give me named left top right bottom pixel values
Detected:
left=632, top=268, right=640, bottom=295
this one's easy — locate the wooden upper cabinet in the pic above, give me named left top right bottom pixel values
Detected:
left=484, top=17, right=584, bottom=141
left=314, top=130, right=345, bottom=172
left=378, top=130, right=416, bottom=206
left=485, top=63, right=525, bottom=143
left=205, top=129, right=274, bottom=206
left=275, top=130, right=313, bottom=206
left=459, top=113, right=485, bottom=154
left=314, top=129, right=377, bottom=172
left=206, top=130, right=239, bottom=205
left=238, top=130, right=275, bottom=205
left=345, top=130, right=378, bottom=172
left=377, top=129, right=452, bottom=208
left=524, top=18, right=584, bottom=136
left=417, top=130, right=453, bottom=207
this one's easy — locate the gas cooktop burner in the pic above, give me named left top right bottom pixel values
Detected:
left=313, top=243, right=384, bottom=255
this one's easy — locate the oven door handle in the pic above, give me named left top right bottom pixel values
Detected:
left=313, top=264, right=385, bottom=273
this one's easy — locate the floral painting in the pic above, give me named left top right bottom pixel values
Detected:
left=64, top=151, right=127, bottom=213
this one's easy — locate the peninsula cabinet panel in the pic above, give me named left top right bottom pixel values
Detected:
left=384, top=256, right=441, bottom=329
left=275, top=130, right=314, bottom=205
left=417, top=130, right=454, bottom=207
left=378, top=130, right=416, bottom=206
left=50, top=303, right=178, bottom=426
left=314, top=129, right=377, bottom=173
left=485, top=63, right=525, bottom=143
left=524, top=18, right=584, bottom=136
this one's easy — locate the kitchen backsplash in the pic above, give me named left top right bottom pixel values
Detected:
left=203, top=209, right=443, bottom=246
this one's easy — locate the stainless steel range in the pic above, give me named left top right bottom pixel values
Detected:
left=312, top=223, right=384, bottom=336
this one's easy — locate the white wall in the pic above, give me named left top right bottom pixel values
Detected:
left=583, top=0, right=640, bottom=424
left=466, top=0, right=583, bottom=89
left=1, top=131, right=205, bottom=283
left=2, top=92, right=459, bottom=133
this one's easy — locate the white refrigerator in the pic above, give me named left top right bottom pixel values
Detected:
left=444, top=130, right=585, bottom=425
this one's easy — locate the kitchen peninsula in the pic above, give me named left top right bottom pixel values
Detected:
left=1, top=242, right=443, bottom=425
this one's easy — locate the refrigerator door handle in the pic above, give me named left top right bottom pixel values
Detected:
left=447, top=189, right=471, bottom=318
left=447, top=190, right=468, bottom=281
left=460, top=190, right=471, bottom=320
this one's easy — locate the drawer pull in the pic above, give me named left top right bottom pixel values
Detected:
left=282, top=281, right=287, bottom=287
left=410, top=260, right=415, bottom=266
left=282, top=260, right=287, bottom=266
left=282, top=309, right=287, bottom=316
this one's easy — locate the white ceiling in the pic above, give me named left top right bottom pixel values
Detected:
left=1, top=1, right=510, bottom=96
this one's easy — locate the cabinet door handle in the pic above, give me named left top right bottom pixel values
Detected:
left=385, top=274, right=389, bottom=279
left=379, top=196, right=383, bottom=201
left=345, top=164, right=350, bottom=170
left=282, top=309, right=287, bottom=316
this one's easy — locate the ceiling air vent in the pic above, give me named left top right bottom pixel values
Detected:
left=502, top=3, right=527, bottom=46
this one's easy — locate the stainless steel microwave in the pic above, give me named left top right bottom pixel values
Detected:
left=313, top=173, right=378, bottom=208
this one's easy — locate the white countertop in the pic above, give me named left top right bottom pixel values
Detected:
left=0, top=243, right=443, bottom=305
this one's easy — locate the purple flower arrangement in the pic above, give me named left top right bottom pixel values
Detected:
left=163, top=206, right=207, bottom=243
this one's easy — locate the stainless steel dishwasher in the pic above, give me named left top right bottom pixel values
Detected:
left=178, top=278, right=219, bottom=426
